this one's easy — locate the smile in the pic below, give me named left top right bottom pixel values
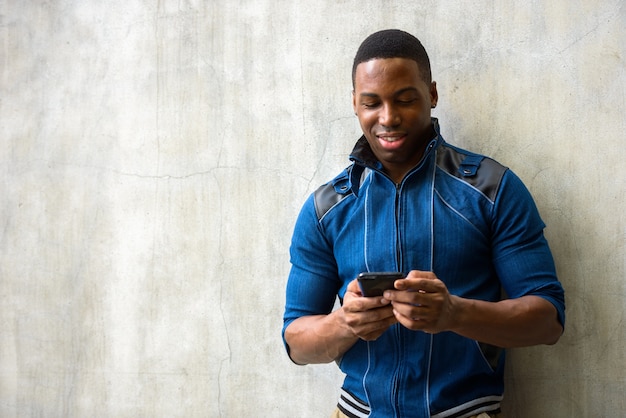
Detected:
left=375, top=133, right=407, bottom=151
left=377, top=134, right=406, bottom=143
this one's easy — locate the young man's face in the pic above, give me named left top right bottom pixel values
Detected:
left=352, top=58, right=438, bottom=183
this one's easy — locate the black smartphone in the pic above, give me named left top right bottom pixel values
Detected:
left=357, top=272, right=404, bottom=297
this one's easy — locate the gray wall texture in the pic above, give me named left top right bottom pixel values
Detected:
left=1, top=1, right=624, bottom=417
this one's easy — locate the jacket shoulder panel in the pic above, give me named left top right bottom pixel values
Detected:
left=436, top=144, right=508, bottom=202
left=313, top=166, right=371, bottom=221
left=314, top=182, right=349, bottom=221
left=313, top=169, right=352, bottom=221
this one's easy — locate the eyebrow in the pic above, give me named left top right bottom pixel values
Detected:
left=358, top=87, right=419, bottom=98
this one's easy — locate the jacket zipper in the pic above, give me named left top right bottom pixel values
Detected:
left=392, top=182, right=403, bottom=417
left=395, top=182, right=402, bottom=271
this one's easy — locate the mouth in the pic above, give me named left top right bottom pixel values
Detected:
left=376, top=133, right=406, bottom=149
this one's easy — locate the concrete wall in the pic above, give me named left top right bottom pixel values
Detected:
left=1, top=1, right=624, bottom=417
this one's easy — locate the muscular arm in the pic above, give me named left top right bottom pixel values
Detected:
left=284, top=311, right=359, bottom=365
left=446, top=294, right=562, bottom=347
left=285, top=280, right=397, bottom=365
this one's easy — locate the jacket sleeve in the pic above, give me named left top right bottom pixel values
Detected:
left=490, top=169, right=566, bottom=327
left=282, top=193, right=341, bottom=351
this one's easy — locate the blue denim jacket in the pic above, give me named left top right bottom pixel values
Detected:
left=283, top=119, right=565, bottom=418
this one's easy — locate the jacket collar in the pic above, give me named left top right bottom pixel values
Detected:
left=348, top=118, right=442, bottom=196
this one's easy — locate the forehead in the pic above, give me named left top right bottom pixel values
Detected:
left=354, top=58, right=425, bottom=92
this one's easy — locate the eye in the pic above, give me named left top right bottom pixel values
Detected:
left=397, top=97, right=417, bottom=105
left=361, top=101, right=380, bottom=109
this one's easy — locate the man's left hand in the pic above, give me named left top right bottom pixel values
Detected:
left=383, top=270, right=457, bottom=333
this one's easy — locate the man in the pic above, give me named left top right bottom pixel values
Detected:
left=282, top=29, right=565, bottom=418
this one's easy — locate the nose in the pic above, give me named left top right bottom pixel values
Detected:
left=379, top=103, right=400, bottom=127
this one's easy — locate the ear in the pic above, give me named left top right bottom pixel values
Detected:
left=352, top=90, right=357, bottom=114
left=430, top=81, right=438, bottom=108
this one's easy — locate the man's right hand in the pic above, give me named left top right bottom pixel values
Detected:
left=284, top=278, right=398, bottom=365
left=341, top=279, right=398, bottom=341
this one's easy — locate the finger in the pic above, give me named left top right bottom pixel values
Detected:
left=393, top=310, right=428, bottom=330
left=346, top=278, right=362, bottom=294
left=395, top=278, right=443, bottom=292
left=345, top=295, right=392, bottom=313
left=392, top=302, right=430, bottom=320
left=383, top=288, right=429, bottom=306
left=344, top=305, right=395, bottom=326
left=360, top=323, right=395, bottom=341
left=393, top=308, right=438, bottom=332
left=349, top=309, right=398, bottom=340
left=405, top=270, right=437, bottom=280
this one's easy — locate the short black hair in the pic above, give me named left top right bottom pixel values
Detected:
left=352, top=29, right=432, bottom=87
